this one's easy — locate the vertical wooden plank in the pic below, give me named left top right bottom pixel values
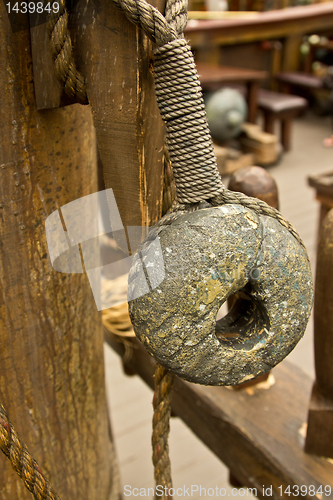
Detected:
left=0, top=9, right=118, bottom=499
left=70, top=0, right=166, bottom=247
left=282, top=34, right=303, bottom=72
left=305, top=208, right=333, bottom=458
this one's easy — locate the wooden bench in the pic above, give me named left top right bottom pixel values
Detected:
left=257, top=88, right=308, bottom=151
left=275, top=72, right=323, bottom=94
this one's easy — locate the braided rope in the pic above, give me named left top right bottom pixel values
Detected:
left=161, top=191, right=307, bottom=254
left=164, top=0, right=188, bottom=35
left=112, top=0, right=177, bottom=45
left=154, top=39, right=224, bottom=203
left=46, top=0, right=307, bottom=251
left=152, top=364, right=174, bottom=500
left=0, top=403, right=61, bottom=500
left=211, top=190, right=307, bottom=253
left=47, top=0, right=88, bottom=104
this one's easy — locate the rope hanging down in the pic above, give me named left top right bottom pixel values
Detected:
left=47, top=0, right=88, bottom=104
left=0, top=403, right=61, bottom=500
left=152, top=366, right=174, bottom=499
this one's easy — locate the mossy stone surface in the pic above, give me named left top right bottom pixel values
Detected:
left=128, top=206, right=313, bottom=386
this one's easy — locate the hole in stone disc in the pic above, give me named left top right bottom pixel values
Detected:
left=215, top=283, right=270, bottom=351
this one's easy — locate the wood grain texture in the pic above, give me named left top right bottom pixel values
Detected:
left=0, top=10, right=117, bottom=499
left=30, top=23, right=79, bottom=110
left=305, top=209, right=333, bottom=458
left=70, top=0, right=165, bottom=245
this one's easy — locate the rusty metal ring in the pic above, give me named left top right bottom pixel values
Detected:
left=128, top=205, right=313, bottom=386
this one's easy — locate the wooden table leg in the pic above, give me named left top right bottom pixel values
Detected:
left=246, top=81, right=259, bottom=123
left=281, top=118, right=292, bottom=152
left=263, top=110, right=275, bottom=135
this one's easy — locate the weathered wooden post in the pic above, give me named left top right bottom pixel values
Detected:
left=305, top=208, right=333, bottom=458
left=0, top=6, right=119, bottom=499
left=71, top=0, right=166, bottom=235
left=30, top=0, right=165, bottom=242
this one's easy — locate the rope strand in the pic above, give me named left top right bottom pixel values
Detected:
left=0, top=403, right=61, bottom=500
left=152, top=364, right=174, bottom=500
left=47, top=0, right=88, bottom=104
left=154, top=39, right=224, bottom=203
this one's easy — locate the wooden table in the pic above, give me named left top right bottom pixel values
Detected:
left=196, top=62, right=267, bottom=122
left=185, top=4, right=333, bottom=47
left=186, top=3, right=333, bottom=73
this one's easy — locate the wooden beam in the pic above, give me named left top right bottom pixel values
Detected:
left=105, top=332, right=333, bottom=499
left=305, top=209, right=333, bottom=458
left=30, top=22, right=79, bottom=110
left=185, top=3, right=333, bottom=47
left=70, top=0, right=165, bottom=240
left=0, top=6, right=117, bottom=498
left=30, top=0, right=165, bottom=243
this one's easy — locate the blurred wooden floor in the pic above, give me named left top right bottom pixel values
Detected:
left=104, top=112, right=333, bottom=499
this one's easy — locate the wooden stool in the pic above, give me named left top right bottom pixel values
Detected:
left=275, top=72, right=323, bottom=94
left=308, top=170, right=333, bottom=229
left=258, top=89, right=308, bottom=151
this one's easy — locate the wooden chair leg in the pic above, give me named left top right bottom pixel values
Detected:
left=281, top=118, right=292, bottom=151
left=263, top=111, right=275, bottom=135
left=279, top=82, right=292, bottom=94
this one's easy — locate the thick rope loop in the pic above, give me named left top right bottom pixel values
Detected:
left=164, top=0, right=188, bottom=35
left=47, top=0, right=88, bottom=104
left=112, top=0, right=178, bottom=45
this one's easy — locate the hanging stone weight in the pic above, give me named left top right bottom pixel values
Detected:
left=128, top=206, right=313, bottom=386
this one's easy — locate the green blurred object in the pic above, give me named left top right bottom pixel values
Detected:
left=205, top=88, right=248, bottom=142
